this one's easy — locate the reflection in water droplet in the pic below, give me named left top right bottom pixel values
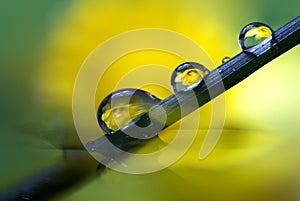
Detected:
left=97, top=89, right=160, bottom=133
left=238, top=22, right=273, bottom=50
left=171, top=62, right=210, bottom=92
left=222, top=56, right=231, bottom=63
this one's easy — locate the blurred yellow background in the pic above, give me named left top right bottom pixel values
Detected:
left=0, top=0, right=300, bottom=200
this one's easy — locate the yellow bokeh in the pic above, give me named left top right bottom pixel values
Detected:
left=35, top=0, right=230, bottom=108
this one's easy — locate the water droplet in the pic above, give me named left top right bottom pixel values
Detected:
left=239, top=22, right=273, bottom=50
left=222, top=56, right=231, bottom=63
left=171, top=62, right=210, bottom=92
left=97, top=89, right=160, bottom=133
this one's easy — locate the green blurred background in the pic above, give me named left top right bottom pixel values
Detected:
left=0, top=0, right=300, bottom=200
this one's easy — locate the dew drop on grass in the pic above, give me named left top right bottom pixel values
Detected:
left=238, top=22, right=273, bottom=50
left=170, top=62, right=210, bottom=92
left=97, top=88, right=160, bottom=133
left=222, top=56, right=231, bottom=63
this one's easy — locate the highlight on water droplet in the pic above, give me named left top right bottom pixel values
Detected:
left=97, top=88, right=161, bottom=133
left=238, top=22, right=273, bottom=50
left=171, top=62, right=210, bottom=93
left=222, top=56, right=231, bottom=63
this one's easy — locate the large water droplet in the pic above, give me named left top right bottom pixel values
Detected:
left=171, top=62, right=210, bottom=92
left=239, top=22, right=273, bottom=50
left=97, top=88, right=160, bottom=133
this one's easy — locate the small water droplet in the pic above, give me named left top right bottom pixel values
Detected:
left=222, top=56, right=231, bottom=63
left=238, top=22, right=273, bottom=50
left=97, top=89, right=160, bottom=133
left=171, top=62, right=210, bottom=92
